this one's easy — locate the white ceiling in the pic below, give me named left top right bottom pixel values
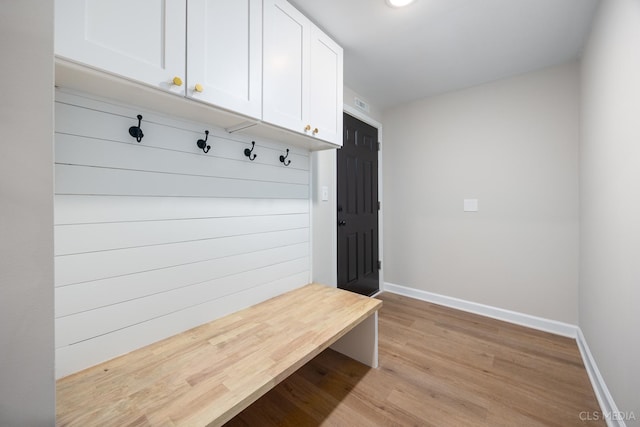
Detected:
left=289, top=0, right=600, bottom=110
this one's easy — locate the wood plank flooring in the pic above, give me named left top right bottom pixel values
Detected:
left=226, top=292, right=604, bottom=426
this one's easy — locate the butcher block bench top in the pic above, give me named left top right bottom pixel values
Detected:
left=56, top=283, right=382, bottom=426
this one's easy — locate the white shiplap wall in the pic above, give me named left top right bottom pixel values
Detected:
left=54, top=90, right=311, bottom=378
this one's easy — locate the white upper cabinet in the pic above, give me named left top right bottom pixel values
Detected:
left=262, top=0, right=310, bottom=135
left=187, top=0, right=262, bottom=119
left=55, top=0, right=187, bottom=95
left=309, top=25, right=344, bottom=146
left=54, top=0, right=343, bottom=149
left=263, top=0, right=343, bottom=146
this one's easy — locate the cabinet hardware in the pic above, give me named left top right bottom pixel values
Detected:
left=196, top=130, right=211, bottom=153
left=304, top=124, right=311, bottom=132
left=128, top=114, right=144, bottom=143
left=279, top=149, right=291, bottom=166
left=194, top=83, right=204, bottom=93
left=172, top=76, right=183, bottom=87
left=313, top=128, right=319, bottom=135
left=244, top=141, right=257, bottom=161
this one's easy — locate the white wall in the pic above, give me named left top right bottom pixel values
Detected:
left=580, top=0, right=640, bottom=423
left=0, top=1, right=55, bottom=424
left=311, top=149, right=338, bottom=286
left=55, top=90, right=311, bottom=378
left=382, top=62, right=580, bottom=324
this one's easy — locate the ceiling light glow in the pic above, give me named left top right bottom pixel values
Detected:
left=386, top=0, right=415, bottom=7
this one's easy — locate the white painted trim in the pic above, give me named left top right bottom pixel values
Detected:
left=308, top=154, right=314, bottom=286
left=343, top=104, right=383, bottom=138
left=383, top=282, right=578, bottom=338
left=576, top=329, right=626, bottom=427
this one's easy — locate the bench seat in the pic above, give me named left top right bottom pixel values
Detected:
left=56, top=283, right=382, bottom=426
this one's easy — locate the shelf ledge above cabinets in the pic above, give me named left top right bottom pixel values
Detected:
left=55, top=58, right=341, bottom=152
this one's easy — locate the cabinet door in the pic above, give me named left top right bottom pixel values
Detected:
left=187, top=0, right=262, bottom=119
left=55, top=0, right=186, bottom=95
left=309, top=25, right=344, bottom=146
left=263, top=0, right=310, bottom=134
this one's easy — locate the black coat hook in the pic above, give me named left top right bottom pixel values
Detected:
left=244, top=141, right=257, bottom=161
left=279, top=149, right=291, bottom=166
left=128, top=114, right=144, bottom=143
left=197, top=130, right=210, bottom=153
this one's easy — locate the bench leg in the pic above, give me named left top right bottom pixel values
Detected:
left=330, top=312, right=378, bottom=368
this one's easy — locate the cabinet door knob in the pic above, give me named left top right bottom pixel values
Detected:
left=304, top=124, right=311, bottom=132
left=313, top=128, right=319, bottom=135
left=194, top=83, right=204, bottom=93
left=172, top=76, right=183, bottom=87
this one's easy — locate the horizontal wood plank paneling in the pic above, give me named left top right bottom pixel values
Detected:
left=55, top=195, right=309, bottom=225
left=54, top=90, right=312, bottom=377
left=56, top=133, right=310, bottom=185
left=55, top=272, right=310, bottom=378
left=55, top=228, right=309, bottom=286
left=55, top=213, right=308, bottom=255
left=55, top=97, right=310, bottom=169
left=56, top=164, right=308, bottom=198
left=56, top=257, right=310, bottom=347
left=56, top=243, right=310, bottom=318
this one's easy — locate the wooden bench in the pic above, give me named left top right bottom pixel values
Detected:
left=56, top=283, right=382, bottom=426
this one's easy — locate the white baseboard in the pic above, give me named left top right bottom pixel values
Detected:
left=576, top=329, right=626, bottom=427
left=383, top=282, right=578, bottom=338
left=383, top=282, right=627, bottom=426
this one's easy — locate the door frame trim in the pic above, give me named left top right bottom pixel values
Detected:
left=342, top=105, right=384, bottom=291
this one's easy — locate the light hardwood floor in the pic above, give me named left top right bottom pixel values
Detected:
left=227, top=292, right=604, bottom=426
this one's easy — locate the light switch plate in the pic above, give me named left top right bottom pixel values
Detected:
left=464, top=199, right=479, bottom=212
left=321, top=186, right=329, bottom=201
